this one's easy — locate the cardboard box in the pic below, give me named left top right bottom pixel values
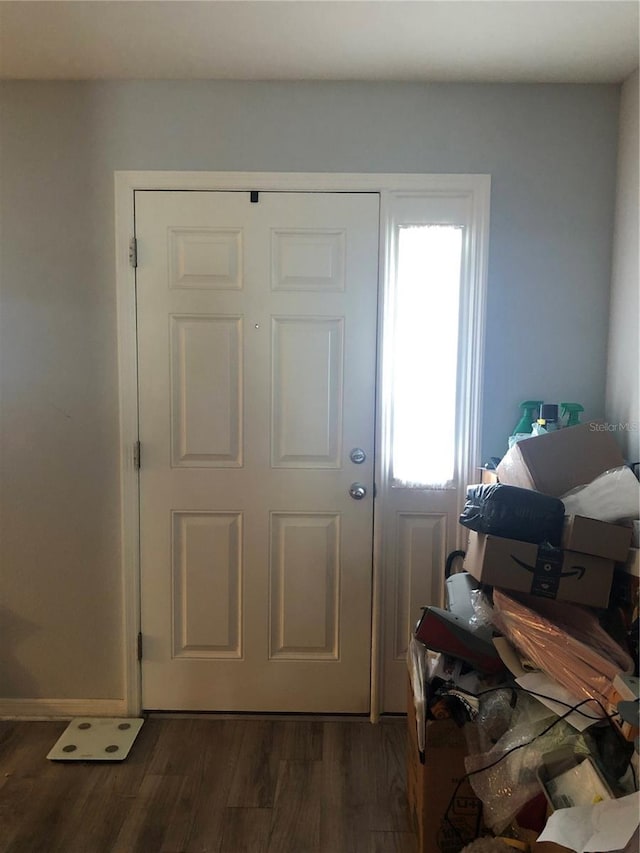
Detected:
left=496, top=423, right=625, bottom=497
left=620, top=547, right=640, bottom=578
left=407, top=683, right=483, bottom=853
left=562, top=515, right=632, bottom=563
left=478, top=467, right=499, bottom=485
left=463, top=531, right=614, bottom=608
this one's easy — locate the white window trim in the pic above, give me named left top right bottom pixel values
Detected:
left=114, top=171, right=490, bottom=719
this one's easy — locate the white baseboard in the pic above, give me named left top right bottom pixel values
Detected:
left=0, top=697, right=129, bottom=720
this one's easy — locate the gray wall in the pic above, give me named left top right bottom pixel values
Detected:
left=606, top=70, right=639, bottom=463
left=0, top=81, right=619, bottom=701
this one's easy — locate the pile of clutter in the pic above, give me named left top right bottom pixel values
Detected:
left=408, top=422, right=640, bottom=853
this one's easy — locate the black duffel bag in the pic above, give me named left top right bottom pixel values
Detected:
left=459, top=483, right=565, bottom=545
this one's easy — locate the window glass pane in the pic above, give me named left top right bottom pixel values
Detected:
left=391, top=225, right=463, bottom=487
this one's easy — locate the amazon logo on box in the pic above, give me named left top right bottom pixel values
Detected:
left=463, top=532, right=614, bottom=608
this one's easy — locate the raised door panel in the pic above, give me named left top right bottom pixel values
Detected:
left=169, top=227, right=243, bottom=290
left=271, top=317, right=343, bottom=468
left=269, top=513, right=340, bottom=660
left=393, top=513, right=447, bottom=661
left=170, top=315, right=243, bottom=467
left=271, top=229, right=346, bottom=291
left=172, top=511, right=242, bottom=659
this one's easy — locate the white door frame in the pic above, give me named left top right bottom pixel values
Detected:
left=114, top=171, right=491, bottom=718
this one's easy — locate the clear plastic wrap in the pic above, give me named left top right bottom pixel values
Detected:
left=562, top=465, right=640, bottom=523
left=474, top=688, right=517, bottom=753
left=465, top=693, right=590, bottom=833
left=469, top=589, right=495, bottom=631
left=491, top=591, right=634, bottom=716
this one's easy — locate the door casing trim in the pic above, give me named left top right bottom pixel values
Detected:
left=114, top=171, right=491, bottom=719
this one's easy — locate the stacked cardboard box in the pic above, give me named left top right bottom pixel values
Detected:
left=408, top=422, right=640, bottom=853
left=463, top=515, right=631, bottom=609
left=466, top=424, right=633, bottom=609
left=495, top=422, right=625, bottom=496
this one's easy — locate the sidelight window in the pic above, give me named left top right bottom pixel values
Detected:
left=390, top=224, right=464, bottom=488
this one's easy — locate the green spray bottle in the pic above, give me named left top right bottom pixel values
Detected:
left=512, top=401, right=543, bottom=436
left=560, top=403, right=584, bottom=428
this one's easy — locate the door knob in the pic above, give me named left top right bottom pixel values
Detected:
left=349, top=483, right=367, bottom=500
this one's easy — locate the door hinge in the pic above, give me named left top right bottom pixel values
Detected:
left=129, top=237, right=138, bottom=268
left=137, top=632, right=143, bottom=661
left=133, top=440, right=141, bottom=470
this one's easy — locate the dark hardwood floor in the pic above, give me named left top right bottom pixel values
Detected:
left=0, top=717, right=416, bottom=853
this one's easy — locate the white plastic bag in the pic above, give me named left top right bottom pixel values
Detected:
left=562, top=466, right=640, bottom=523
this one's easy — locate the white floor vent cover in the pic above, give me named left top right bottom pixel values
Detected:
left=47, top=718, right=144, bottom=761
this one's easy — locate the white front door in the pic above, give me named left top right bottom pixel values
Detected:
left=136, top=190, right=379, bottom=712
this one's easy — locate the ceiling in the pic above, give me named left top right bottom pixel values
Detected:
left=0, top=1, right=638, bottom=84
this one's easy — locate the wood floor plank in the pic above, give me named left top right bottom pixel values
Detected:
left=0, top=721, right=67, bottom=791
left=0, top=717, right=415, bottom=853
left=320, top=722, right=372, bottom=853
left=3, top=767, right=96, bottom=853
left=180, top=720, right=247, bottom=853
left=181, top=801, right=226, bottom=853
left=146, top=718, right=214, bottom=778
left=110, top=773, right=189, bottom=853
left=280, top=720, right=323, bottom=761
left=150, top=719, right=246, bottom=853
left=226, top=721, right=284, bottom=809
left=267, top=760, right=322, bottom=853
left=219, top=807, right=272, bottom=853
left=366, top=720, right=412, bottom=833
left=49, top=787, right=135, bottom=853
left=0, top=777, right=47, bottom=852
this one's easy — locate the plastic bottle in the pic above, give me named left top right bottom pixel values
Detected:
left=511, top=400, right=543, bottom=436
left=560, top=402, right=584, bottom=427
